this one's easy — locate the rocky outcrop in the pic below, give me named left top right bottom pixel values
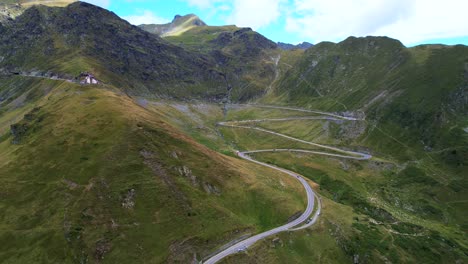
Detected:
left=0, top=3, right=228, bottom=100
left=139, top=14, right=206, bottom=36
left=10, top=107, right=42, bottom=144
left=277, top=41, right=313, bottom=50
left=177, top=165, right=198, bottom=187
left=176, top=165, right=221, bottom=195
left=121, top=188, right=136, bottom=209
left=10, top=122, right=28, bottom=145
left=210, top=27, right=277, bottom=56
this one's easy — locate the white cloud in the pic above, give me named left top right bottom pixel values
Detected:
left=122, top=10, right=170, bottom=25
left=82, top=0, right=111, bottom=8
left=226, top=0, right=284, bottom=30
left=103, top=0, right=466, bottom=45
left=217, top=4, right=231, bottom=11
left=184, top=0, right=222, bottom=9
left=181, top=0, right=284, bottom=30
left=373, top=0, right=468, bottom=44
left=286, top=0, right=468, bottom=45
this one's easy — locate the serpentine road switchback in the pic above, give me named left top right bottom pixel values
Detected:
left=204, top=104, right=372, bottom=264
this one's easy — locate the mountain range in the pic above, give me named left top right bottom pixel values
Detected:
left=0, top=1, right=466, bottom=263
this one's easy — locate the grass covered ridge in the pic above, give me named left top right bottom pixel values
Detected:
left=0, top=81, right=308, bottom=263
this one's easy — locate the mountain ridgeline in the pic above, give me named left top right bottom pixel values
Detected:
left=277, top=41, right=313, bottom=50
left=139, top=14, right=207, bottom=37
left=0, top=2, right=277, bottom=101
left=275, top=37, right=467, bottom=166
left=0, top=1, right=467, bottom=264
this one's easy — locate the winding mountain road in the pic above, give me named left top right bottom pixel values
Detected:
left=204, top=104, right=371, bottom=264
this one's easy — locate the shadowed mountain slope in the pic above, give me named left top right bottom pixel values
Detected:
left=0, top=2, right=232, bottom=100
left=141, top=17, right=280, bottom=102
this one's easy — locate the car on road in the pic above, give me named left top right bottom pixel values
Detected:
left=237, top=246, right=247, bottom=252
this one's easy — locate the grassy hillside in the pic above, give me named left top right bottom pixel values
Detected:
left=136, top=102, right=467, bottom=263
left=209, top=105, right=467, bottom=263
left=267, top=37, right=467, bottom=172
left=1, top=2, right=467, bottom=264
left=0, top=79, right=310, bottom=263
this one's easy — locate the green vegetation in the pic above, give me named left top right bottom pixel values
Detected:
left=269, top=37, right=467, bottom=168
left=0, top=80, right=308, bottom=263
left=0, top=2, right=467, bottom=263
left=211, top=105, right=467, bottom=263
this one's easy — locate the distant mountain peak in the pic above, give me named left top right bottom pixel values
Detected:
left=139, top=13, right=206, bottom=37
left=0, top=0, right=75, bottom=24
left=174, top=13, right=206, bottom=27
left=277, top=41, right=313, bottom=50
left=172, top=14, right=204, bottom=24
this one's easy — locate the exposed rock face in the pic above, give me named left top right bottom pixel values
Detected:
left=94, top=239, right=111, bottom=261
left=139, top=14, right=206, bottom=36
left=177, top=165, right=198, bottom=187
left=121, top=188, right=136, bottom=209
left=0, top=3, right=24, bottom=25
left=176, top=165, right=221, bottom=195
left=210, top=27, right=277, bottom=56
left=10, top=107, right=42, bottom=144
left=0, top=2, right=229, bottom=100
left=10, top=123, right=28, bottom=144
left=277, top=41, right=313, bottom=50
left=172, top=14, right=206, bottom=26
left=140, top=149, right=192, bottom=211
left=203, top=182, right=220, bottom=195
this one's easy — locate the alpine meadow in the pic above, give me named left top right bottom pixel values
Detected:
left=0, top=1, right=466, bottom=263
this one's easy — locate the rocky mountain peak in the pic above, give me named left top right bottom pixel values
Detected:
left=172, top=13, right=206, bottom=26
left=139, top=13, right=206, bottom=37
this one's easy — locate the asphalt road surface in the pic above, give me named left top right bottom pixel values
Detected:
left=204, top=105, right=371, bottom=264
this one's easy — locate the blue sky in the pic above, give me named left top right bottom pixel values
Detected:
left=85, top=0, right=468, bottom=47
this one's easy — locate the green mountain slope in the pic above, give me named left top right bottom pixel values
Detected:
left=141, top=18, right=280, bottom=101
left=270, top=36, right=468, bottom=167
left=213, top=104, right=467, bottom=263
left=0, top=2, right=232, bottom=100
left=0, top=78, right=308, bottom=263
left=0, top=3, right=282, bottom=102
left=0, top=2, right=467, bottom=264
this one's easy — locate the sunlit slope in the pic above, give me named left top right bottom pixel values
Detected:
left=0, top=0, right=75, bottom=23
left=1, top=0, right=75, bottom=6
left=142, top=102, right=467, bottom=263
left=204, top=105, right=467, bottom=264
left=270, top=37, right=468, bottom=170
left=139, top=14, right=206, bottom=37
left=0, top=80, right=307, bottom=263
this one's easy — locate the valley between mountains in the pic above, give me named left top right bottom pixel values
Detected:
left=0, top=1, right=467, bottom=263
